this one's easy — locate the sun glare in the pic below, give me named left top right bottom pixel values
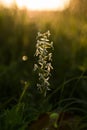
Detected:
left=0, top=0, right=70, bottom=10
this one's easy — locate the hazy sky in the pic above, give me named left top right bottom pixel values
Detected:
left=0, top=0, right=70, bottom=10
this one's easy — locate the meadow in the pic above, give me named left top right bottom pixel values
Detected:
left=0, top=1, right=87, bottom=129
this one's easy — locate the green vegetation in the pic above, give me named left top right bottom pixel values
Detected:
left=0, top=0, right=87, bottom=129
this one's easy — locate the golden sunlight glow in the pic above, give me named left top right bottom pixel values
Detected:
left=0, top=0, right=70, bottom=10
left=0, top=0, right=12, bottom=6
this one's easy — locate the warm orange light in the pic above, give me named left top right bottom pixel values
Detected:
left=0, top=0, right=12, bottom=6
left=0, top=0, right=70, bottom=10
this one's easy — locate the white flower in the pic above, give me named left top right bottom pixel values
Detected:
left=37, top=83, right=42, bottom=91
left=34, top=31, right=53, bottom=96
left=51, top=42, right=54, bottom=49
left=35, top=49, right=40, bottom=56
left=46, top=63, right=53, bottom=72
left=48, top=53, right=52, bottom=61
left=33, top=64, right=38, bottom=71
left=47, top=30, right=51, bottom=37
left=37, top=32, right=42, bottom=37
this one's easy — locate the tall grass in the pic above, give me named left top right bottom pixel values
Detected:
left=0, top=3, right=87, bottom=129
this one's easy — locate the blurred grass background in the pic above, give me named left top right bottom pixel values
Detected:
left=0, top=0, right=87, bottom=129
